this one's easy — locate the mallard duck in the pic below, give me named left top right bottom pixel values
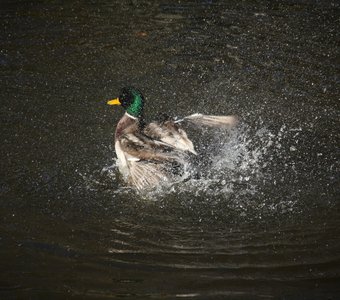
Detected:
left=107, top=87, right=238, bottom=191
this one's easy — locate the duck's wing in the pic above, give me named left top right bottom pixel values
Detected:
left=180, top=113, right=239, bottom=128
left=119, top=131, right=189, bottom=163
left=116, top=132, right=189, bottom=190
left=128, top=160, right=172, bottom=191
left=144, top=119, right=197, bottom=155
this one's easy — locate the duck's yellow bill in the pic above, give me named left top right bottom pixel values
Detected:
left=107, top=98, right=121, bottom=105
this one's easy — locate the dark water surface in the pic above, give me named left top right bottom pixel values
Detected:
left=1, top=0, right=339, bottom=299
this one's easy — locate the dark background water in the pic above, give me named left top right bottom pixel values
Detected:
left=1, top=0, right=339, bottom=299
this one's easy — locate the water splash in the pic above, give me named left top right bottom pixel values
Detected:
left=78, top=120, right=331, bottom=221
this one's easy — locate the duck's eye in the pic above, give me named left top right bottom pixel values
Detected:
left=119, top=91, right=133, bottom=108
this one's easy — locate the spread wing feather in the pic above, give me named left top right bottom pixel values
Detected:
left=120, top=132, right=189, bottom=163
left=128, top=160, right=171, bottom=191
left=116, top=131, right=190, bottom=190
left=182, top=113, right=238, bottom=128
left=144, top=120, right=197, bottom=155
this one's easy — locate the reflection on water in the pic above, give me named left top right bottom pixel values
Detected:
left=1, top=0, right=339, bottom=299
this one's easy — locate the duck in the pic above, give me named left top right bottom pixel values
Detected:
left=107, top=86, right=238, bottom=191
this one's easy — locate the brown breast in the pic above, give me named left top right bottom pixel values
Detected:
left=115, top=114, right=139, bottom=141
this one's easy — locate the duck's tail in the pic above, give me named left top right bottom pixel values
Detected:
left=176, top=113, right=239, bottom=129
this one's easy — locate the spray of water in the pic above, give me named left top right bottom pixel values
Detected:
left=77, top=120, right=327, bottom=221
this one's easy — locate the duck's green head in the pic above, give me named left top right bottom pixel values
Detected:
left=107, top=86, right=144, bottom=118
